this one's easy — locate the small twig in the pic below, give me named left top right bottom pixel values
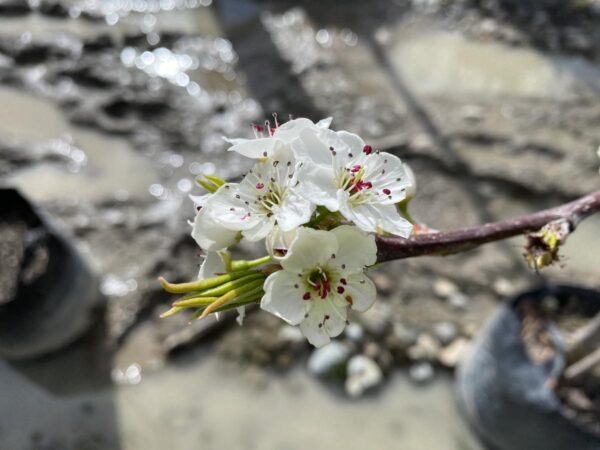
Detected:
left=376, top=190, right=600, bottom=262
left=564, top=347, right=600, bottom=382
left=565, top=311, right=600, bottom=364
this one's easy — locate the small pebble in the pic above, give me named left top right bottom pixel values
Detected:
left=391, top=322, right=419, bottom=349
left=364, top=341, right=381, bottom=360
left=433, top=278, right=459, bottom=298
left=409, top=361, right=435, bottom=384
left=307, top=341, right=350, bottom=377
left=492, top=277, right=515, bottom=297
left=433, top=321, right=457, bottom=346
left=345, top=355, right=383, bottom=397
left=345, top=322, right=364, bottom=342
left=438, top=338, right=470, bottom=368
left=462, top=322, right=479, bottom=338
left=408, top=333, right=440, bottom=361
left=447, top=292, right=469, bottom=310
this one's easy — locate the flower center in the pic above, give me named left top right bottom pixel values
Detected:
left=257, top=181, right=287, bottom=213
left=307, top=266, right=333, bottom=299
left=336, top=165, right=374, bottom=205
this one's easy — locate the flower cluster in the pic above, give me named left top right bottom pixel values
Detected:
left=160, top=117, right=416, bottom=347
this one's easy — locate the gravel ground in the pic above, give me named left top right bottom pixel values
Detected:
left=1, top=0, right=600, bottom=448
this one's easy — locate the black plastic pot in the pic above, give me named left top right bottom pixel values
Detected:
left=457, top=285, right=600, bottom=450
left=0, top=188, right=101, bottom=360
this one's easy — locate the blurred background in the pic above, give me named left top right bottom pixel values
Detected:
left=1, top=0, right=600, bottom=449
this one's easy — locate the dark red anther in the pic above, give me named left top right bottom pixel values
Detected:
left=303, top=292, right=311, bottom=300
left=252, top=123, right=265, bottom=132
left=340, top=278, right=347, bottom=285
left=351, top=165, right=361, bottom=173
left=382, top=188, right=391, bottom=195
left=337, top=286, right=345, bottom=294
left=350, top=180, right=373, bottom=193
left=256, top=183, right=265, bottom=189
left=363, top=145, right=373, bottom=155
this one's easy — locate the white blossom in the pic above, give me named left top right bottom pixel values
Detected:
left=402, top=162, right=417, bottom=200
left=191, top=186, right=240, bottom=252
left=292, top=127, right=414, bottom=237
left=261, top=226, right=377, bottom=347
left=203, top=144, right=314, bottom=242
left=266, top=226, right=298, bottom=260
left=224, top=117, right=332, bottom=159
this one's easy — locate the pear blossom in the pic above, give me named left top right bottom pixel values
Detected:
left=191, top=187, right=240, bottom=252
left=261, top=225, right=377, bottom=347
left=266, top=226, right=298, bottom=259
left=200, top=144, right=314, bottom=243
left=402, top=162, right=417, bottom=201
left=224, top=117, right=332, bottom=159
left=163, top=116, right=423, bottom=343
left=292, top=127, right=414, bottom=237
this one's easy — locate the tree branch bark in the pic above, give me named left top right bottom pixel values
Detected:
left=376, top=190, right=600, bottom=263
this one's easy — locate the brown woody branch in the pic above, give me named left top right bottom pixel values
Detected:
left=376, top=190, right=600, bottom=263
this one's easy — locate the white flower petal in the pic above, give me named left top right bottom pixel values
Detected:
left=280, top=227, right=338, bottom=273
left=339, top=196, right=413, bottom=238
left=299, top=299, right=347, bottom=347
left=344, top=273, right=376, bottom=312
left=198, top=252, right=224, bottom=279
left=261, top=271, right=309, bottom=325
left=403, top=163, right=416, bottom=199
left=189, top=193, right=211, bottom=209
left=191, top=207, right=239, bottom=251
left=321, top=300, right=347, bottom=337
left=336, top=130, right=365, bottom=154
left=207, top=184, right=263, bottom=232
left=266, top=226, right=298, bottom=259
left=224, top=137, right=279, bottom=158
left=242, top=215, right=276, bottom=242
left=364, top=152, right=412, bottom=205
left=236, top=306, right=246, bottom=326
left=330, top=225, right=377, bottom=272
left=273, top=118, right=318, bottom=142
left=316, top=117, right=333, bottom=128
left=295, top=162, right=339, bottom=211
left=292, top=128, right=333, bottom=166
left=274, top=193, right=314, bottom=231
left=299, top=313, right=330, bottom=347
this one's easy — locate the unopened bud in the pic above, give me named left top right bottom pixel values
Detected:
left=524, top=219, right=571, bottom=270
left=403, top=163, right=416, bottom=201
